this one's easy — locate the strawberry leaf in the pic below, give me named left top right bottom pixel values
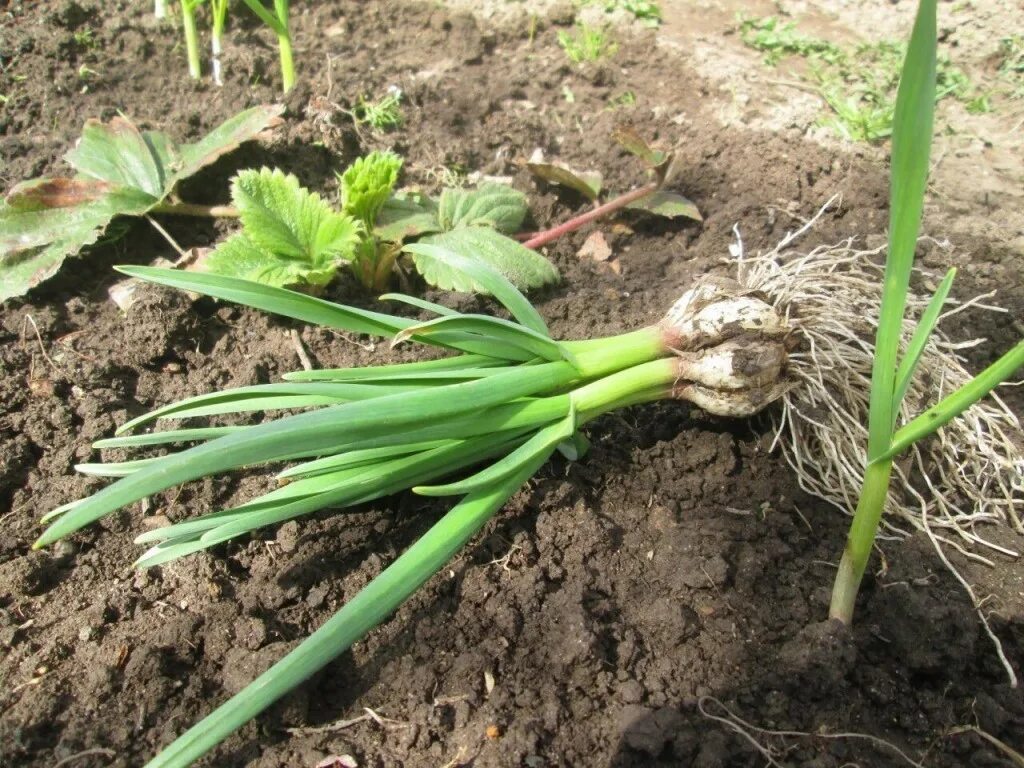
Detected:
left=341, top=151, right=403, bottom=227
left=232, top=168, right=361, bottom=265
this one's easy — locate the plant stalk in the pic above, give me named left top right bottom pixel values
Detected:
left=151, top=202, right=240, bottom=218
left=154, top=0, right=168, bottom=19
left=829, top=459, right=894, bottom=623
left=522, top=181, right=659, bottom=249
left=181, top=2, right=202, bottom=80
left=275, top=0, right=295, bottom=92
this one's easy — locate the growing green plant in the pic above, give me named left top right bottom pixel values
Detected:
left=202, top=150, right=557, bottom=292
left=351, top=87, right=404, bottom=131
left=0, top=105, right=283, bottom=302
left=180, top=0, right=204, bottom=80
left=558, top=23, right=617, bottom=64
left=826, top=0, right=1024, bottom=623
left=577, top=0, right=662, bottom=27
left=210, top=0, right=229, bottom=86
left=739, top=14, right=985, bottom=140
left=39, top=254, right=793, bottom=767
left=203, top=168, right=361, bottom=290
left=522, top=127, right=702, bottom=248
left=240, top=0, right=295, bottom=92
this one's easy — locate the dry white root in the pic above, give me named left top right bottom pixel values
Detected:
left=732, top=199, right=1024, bottom=561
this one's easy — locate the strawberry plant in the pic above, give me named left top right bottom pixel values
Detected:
left=0, top=105, right=283, bottom=302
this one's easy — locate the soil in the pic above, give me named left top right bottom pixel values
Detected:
left=2, top=2, right=1023, bottom=768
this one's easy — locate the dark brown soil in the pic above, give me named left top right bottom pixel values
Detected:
left=2, top=2, right=1022, bottom=767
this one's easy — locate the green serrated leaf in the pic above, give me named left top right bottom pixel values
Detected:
left=375, top=192, right=441, bottom=242
left=204, top=233, right=320, bottom=289
left=437, top=183, right=529, bottom=234
left=626, top=190, right=702, bottom=221
left=232, top=168, right=360, bottom=269
left=341, top=151, right=403, bottom=226
left=412, top=227, right=559, bottom=293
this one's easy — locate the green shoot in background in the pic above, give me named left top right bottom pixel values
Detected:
left=241, top=0, right=295, bottom=92
left=558, top=23, right=617, bottom=64
left=828, top=0, right=1024, bottom=623
left=739, top=14, right=987, bottom=141
left=210, top=0, right=229, bottom=86
left=180, top=0, right=203, bottom=79
left=352, top=87, right=405, bottom=132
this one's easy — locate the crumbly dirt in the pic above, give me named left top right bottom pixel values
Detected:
left=1, top=2, right=1023, bottom=767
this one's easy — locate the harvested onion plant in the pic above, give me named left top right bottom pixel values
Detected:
left=40, top=253, right=792, bottom=767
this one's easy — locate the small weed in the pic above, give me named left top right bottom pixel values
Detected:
left=558, top=24, right=617, bottom=64
left=73, top=29, right=96, bottom=49
left=353, top=87, right=404, bottom=131
left=577, top=0, right=662, bottom=27
left=740, top=15, right=985, bottom=141
left=997, top=35, right=1024, bottom=98
left=562, top=84, right=576, bottom=103
left=607, top=90, right=637, bottom=109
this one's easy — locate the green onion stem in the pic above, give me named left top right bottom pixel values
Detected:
left=276, top=24, right=295, bottom=93
left=829, top=458, right=893, bottom=622
left=181, top=1, right=202, bottom=80
left=572, top=357, right=677, bottom=422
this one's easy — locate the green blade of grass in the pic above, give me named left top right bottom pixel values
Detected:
left=891, top=266, right=956, bottom=425
left=142, top=450, right=549, bottom=768
left=866, top=0, right=937, bottom=461
left=240, top=0, right=286, bottom=34
left=879, top=339, right=1024, bottom=461
left=402, top=243, right=550, bottom=337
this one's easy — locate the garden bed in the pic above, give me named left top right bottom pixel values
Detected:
left=1, top=1, right=1022, bottom=766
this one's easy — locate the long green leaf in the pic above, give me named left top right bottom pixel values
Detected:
left=277, top=439, right=455, bottom=480
left=116, top=382, right=419, bottom=434
left=93, top=426, right=244, bottom=449
left=394, top=315, right=576, bottom=366
left=866, top=0, right=937, bottom=460
left=414, top=407, right=575, bottom=496
left=891, top=266, right=955, bottom=425
left=117, top=267, right=535, bottom=361
left=117, top=266, right=411, bottom=337
left=877, top=339, right=1024, bottom=462
left=282, top=354, right=503, bottom=382
left=379, top=292, right=458, bottom=317
left=142, top=450, right=550, bottom=768
left=402, top=243, right=550, bottom=336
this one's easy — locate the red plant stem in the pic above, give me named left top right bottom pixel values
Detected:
left=521, top=181, right=659, bottom=250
